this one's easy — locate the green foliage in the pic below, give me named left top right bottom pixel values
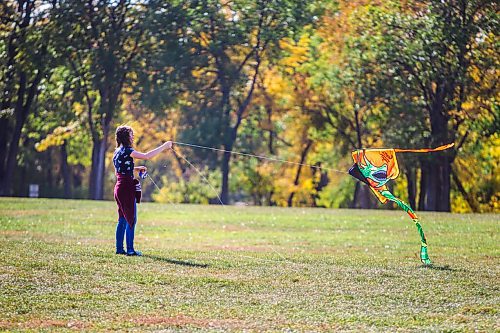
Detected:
left=229, top=158, right=276, bottom=205
left=152, top=168, right=222, bottom=204
left=1, top=0, right=498, bottom=211
left=175, top=0, right=326, bottom=167
left=453, top=132, right=500, bottom=213
left=351, top=0, right=498, bottom=145
left=32, top=66, right=92, bottom=166
left=316, top=176, right=354, bottom=208
left=349, top=0, right=498, bottom=211
left=134, top=0, right=192, bottom=111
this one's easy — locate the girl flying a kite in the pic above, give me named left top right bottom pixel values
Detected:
left=113, top=125, right=172, bottom=256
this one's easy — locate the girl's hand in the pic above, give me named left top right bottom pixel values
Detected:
left=135, top=166, right=147, bottom=172
left=164, top=141, right=173, bottom=150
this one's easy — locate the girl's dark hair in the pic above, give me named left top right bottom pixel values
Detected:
left=115, top=126, right=133, bottom=147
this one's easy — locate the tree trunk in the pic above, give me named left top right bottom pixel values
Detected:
left=351, top=183, right=374, bottom=209
left=437, top=158, right=451, bottom=211
left=0, top=116, right=9, bottom=193
left=218, top=69, right=257, bottom=204
left=219, top=78, right=232, bottom=205
left=0, top=118, right=10, bottom=177
left=89, top=125, right=109, bottom=200
left=61, top=142, right=72, bottom=198
left=0, top=4, right=21, bottom=179
left=88, top=81, right=120, bottom=200
left=349, top=103, right=373, bottom=209
left=89, top=140, right=99, bottom=199
left=220, top=148, right=232, bottom=205
left=421, top=97, right=452, bottom=211
left=418, top=163, right=427, bottom=211
left=287, top=140, right=312, bottom=207
left=350, top=182, right=359, bottom=208
left=420, top=153, right=452, bottom=212
left=0, top=72, right=25, bottom=196
left=46, top=148, right=53, bottom=192
left=423, top=160, right=438, bottom=211
left=312, top=167, right=329, bottom=208
left=220, top=112, right=235, bottom=205
left=1, top=126, right=23, bottom=196
left=405, top=168, right=417, bottom=209
left=96, top=125, right=109, bottom=200
left=0, top=115, right=13, bottom=186
left=0, top=69, right=42, bottom=196
left=266, top=105, right=274, bottom=154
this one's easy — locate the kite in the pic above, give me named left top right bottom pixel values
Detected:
left=348, top=143, right=454, bottom=265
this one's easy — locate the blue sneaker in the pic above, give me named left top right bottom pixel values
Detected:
left=116, top=250, right=126, bottom=255
left=126, top=250, right=142, bottom=256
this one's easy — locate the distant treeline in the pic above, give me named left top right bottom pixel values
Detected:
left=0, top=0, right=498, bottom=212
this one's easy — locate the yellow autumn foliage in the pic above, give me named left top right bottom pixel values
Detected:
left=35, top=122, right=79, bottom=152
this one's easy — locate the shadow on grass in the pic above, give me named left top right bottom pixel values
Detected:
left=421, top=264, right=459, bottom=271
left=143, top=254, right=209, bottom=268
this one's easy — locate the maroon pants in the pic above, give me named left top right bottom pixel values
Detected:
left=114, top=174, right=136, bottom=228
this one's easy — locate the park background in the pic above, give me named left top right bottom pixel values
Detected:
left=1, top=1, right=499, bottom=331
left=0, top=0, right=498, bottom=212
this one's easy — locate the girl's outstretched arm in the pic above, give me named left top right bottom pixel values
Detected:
left=131, top=141, right=172, bottom=160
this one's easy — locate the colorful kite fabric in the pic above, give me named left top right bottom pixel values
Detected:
left=349, top=143, right=454, bottom=265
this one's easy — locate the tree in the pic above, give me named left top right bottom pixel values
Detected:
left=356, top=0, right=498, bottom=211
left=177, top=0, right=323, bottom=204
left=33, top=66, right=92, bottom=199
left=58, top=0, right=150, bottom=199
left=275, top=3, right=385, bottom=208
left=0, top=0, right=60, bottom=196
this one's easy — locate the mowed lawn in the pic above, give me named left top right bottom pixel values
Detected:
left=0, top=198, right=498, bottom=332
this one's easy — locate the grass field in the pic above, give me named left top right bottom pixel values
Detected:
left=0, top=197, right=498, bottom=331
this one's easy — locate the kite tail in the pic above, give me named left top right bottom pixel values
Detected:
left=394, top=143, right=454, bottom=153
left=379, top=190, right=432, bottom=265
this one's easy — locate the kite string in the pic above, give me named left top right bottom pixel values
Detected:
left=147, top=173, right=162, bottom=192
left=171, top=147, right=225, bottom=206
left=167, top=142, right=357, bottom=263
left=146, top=172, right=182, bottom=209
left=172, top=141, right=349, bottom=175
left=169, top=147, right=299, bottom=266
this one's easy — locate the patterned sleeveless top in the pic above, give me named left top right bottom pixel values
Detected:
left=113, top=146, right=135, bottom=177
